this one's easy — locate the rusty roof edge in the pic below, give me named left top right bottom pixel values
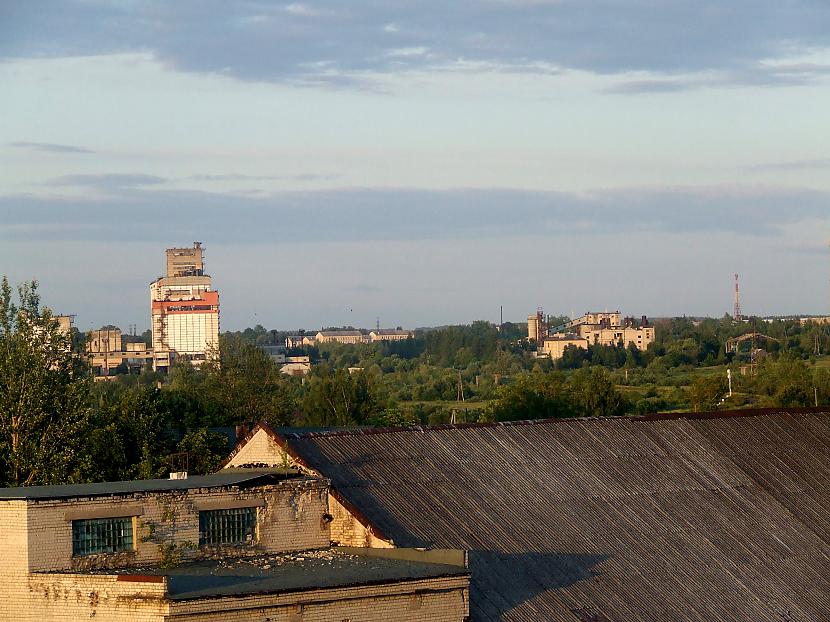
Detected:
left=278, top=407, right=830, bottom=440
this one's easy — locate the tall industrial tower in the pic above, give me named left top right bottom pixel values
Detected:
left=150, top=242, right=220, bottom=371
left=733, top=273, right=742, bottom=321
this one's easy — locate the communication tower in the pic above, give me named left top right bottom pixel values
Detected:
left=733, top=273, right=742, bottom=321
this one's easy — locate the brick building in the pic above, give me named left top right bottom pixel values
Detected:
left=0, top=470, right=469, bottom=621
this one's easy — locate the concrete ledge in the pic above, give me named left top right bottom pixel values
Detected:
left=64, top=505, right=144, bottom=520
left=334, top=546, right=468, bottom=568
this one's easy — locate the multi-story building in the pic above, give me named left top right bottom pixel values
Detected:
left=315, top=330, right=366, bottom=345
left=539, top=333, right=590, bottom=359
left=285, top=334, right=316, bottom=348
left=369, top=329, right=414, bottom=342
left=570, top=313, right=655, bottom=350
left=86, top=328, right=154, bottom=378
left=150, top=243, right=220, bottom=371
left=530, top=309, right=655, bottom=360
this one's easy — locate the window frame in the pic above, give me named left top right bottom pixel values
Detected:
left=71, top=516, right=136, bottom=557
left=198, top=507, right=258, bottom=546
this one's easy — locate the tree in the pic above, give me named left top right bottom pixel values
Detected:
left=0, top=278, right=93, bottom=486
left=568, top=367, right=629, bottom=418
left=200, top=335, right=297, bottom=426
left=484, top=373, right=574, bottom=422
left=301, top=366, right=381, bottom=426
left=689, top=374, right=728, bottom=411
left=176, top=428, right=228, bottom=475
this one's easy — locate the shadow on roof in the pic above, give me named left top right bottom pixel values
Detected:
left=469, top=550, right=609, bottom=620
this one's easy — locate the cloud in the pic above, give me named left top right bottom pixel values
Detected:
left=185, top=173, right=339, bottom=182
left=603, top=79, right=693, bottom=95
left=50, top=173, right=167, bottom=189
left=10, top=141, right=94, bottom=154
left=748, top=159, right=830, bottom=172
left=1, top=183, right=827, bottom=245
left=2, top=1, right=829, bottom=86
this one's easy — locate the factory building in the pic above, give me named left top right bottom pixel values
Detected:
left=150, top=243, right=220, bottom=371
left=529, top=309, right=654, bottom=360
left=86, top=327, right=153, bottom=379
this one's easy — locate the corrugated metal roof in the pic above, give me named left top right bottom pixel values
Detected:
left=283, top=409, right=830, bottom=621
left=0, top=470, right=309, bottom=500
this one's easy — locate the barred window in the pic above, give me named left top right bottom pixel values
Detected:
left=199, top=508, right=257, bottom=546
left=72, top=517, right=135, bottom=556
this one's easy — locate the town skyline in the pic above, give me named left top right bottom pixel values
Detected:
left=2, top=2, right=830, bottom=329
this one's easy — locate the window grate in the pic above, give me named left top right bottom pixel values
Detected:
left=199, top=508, right=257, bottom=546
left=72, top=517, right=134, bottom=556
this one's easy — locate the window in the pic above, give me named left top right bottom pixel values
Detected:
left=72, top=517, right=134, bottom=556
left=199, top=508, right=257, bottom=545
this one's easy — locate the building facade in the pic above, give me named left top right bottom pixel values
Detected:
left=150, top=243, right=220, bottom=371
left=0, top=471, right=469, bottom=621
left=532, top=309, right=655, bottom=359
left=369, top=329, right=414, bottom=342
left=315, top=330, right=366, bottom=345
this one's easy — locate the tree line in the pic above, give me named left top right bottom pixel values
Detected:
left=2, top=277, right=830, bottom=487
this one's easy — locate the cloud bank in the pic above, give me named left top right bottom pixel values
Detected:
left=2, top=1, right=829, bottom=87
left=1, top=183, right=827, bottom=244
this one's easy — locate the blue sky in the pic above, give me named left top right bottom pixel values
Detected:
left=1, top=1, right=829, bottom=331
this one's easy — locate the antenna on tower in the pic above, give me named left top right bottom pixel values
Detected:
left=734, top=273, right=742, bottom=322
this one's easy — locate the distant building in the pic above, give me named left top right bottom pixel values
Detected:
left=801, top=316, right=830, bottom=326
left=280, top=357, right=312, bottom=377
left=256, top=344, right=312, bottom=376
left=86, top=327, right=153, bottom=378
left=369, top=329, right=413, bottom=342
left=285, top=334, right=315, bottom=348
left=257, top=344, right=286, bottom=363
left=87, top=328, right=122, bottom=355
left=569, top=312, right=655, bottom=351
left=530, top=309, right=655, bottom=360
left=150, top=243, right=220, bottom=371
left=539, top=333, right=589, bottom=359
left=315, top=330, right=366, bottom=345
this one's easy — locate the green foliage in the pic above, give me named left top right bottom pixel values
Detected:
left=485, top=367, right=628, bottom=421
left=300, top=365, right=382, bottom=426
left=568, top=367, right=630, bottom=418
left=689, top=374, right=728, bottom=411
left=0, top=278, right=93, bottom=486
left=176, top=429, right=228, bottom=475
left=484, top=373, right=573, bottom=422
left=754, top=356, right=814, bottom=407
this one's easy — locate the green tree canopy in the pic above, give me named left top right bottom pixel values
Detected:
left=0, top=278, right=92, bottom=486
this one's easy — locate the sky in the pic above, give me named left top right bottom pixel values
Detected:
left=1, top=1, right=829, bottom=331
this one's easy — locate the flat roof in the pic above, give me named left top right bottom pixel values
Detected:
left=0, top=470, right=313, bottom=501
left=65, top=551, right=468, bottom=600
